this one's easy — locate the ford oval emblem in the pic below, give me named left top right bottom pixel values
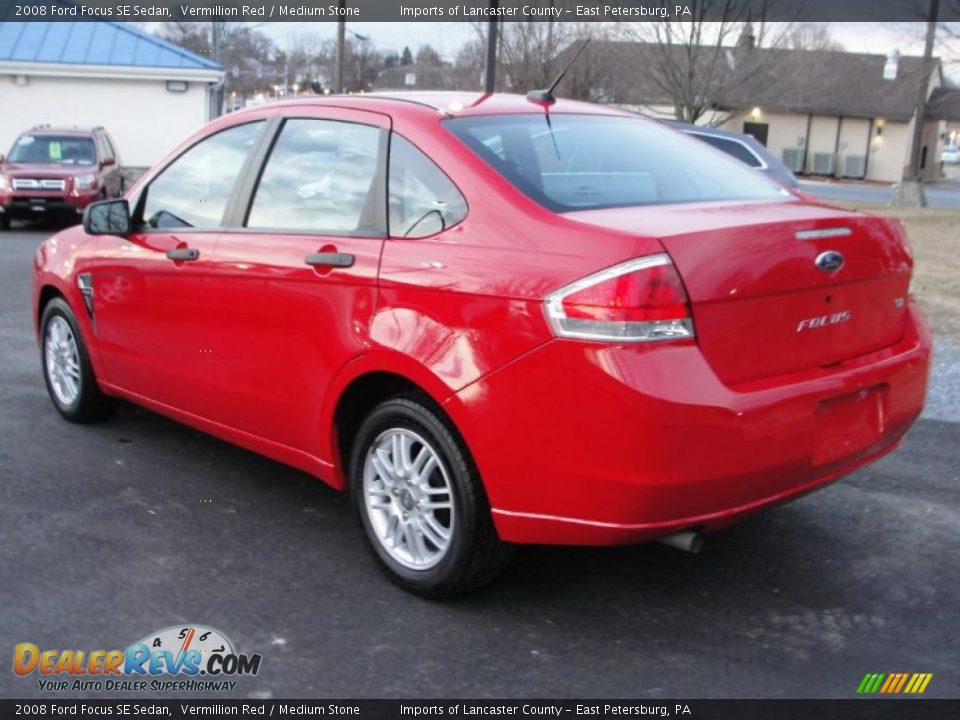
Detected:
left=815, top=250, right=844, bottom=272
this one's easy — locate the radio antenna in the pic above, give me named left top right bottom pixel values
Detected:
left=527, top=38, right=592, bottom=105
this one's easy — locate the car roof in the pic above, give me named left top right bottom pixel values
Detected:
left=665, top=121, right=766, bottom=149
left=21, top=128, right=99, bottom=137
left=228, top=92, right=637, bottom=122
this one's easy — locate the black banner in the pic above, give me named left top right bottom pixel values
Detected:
left=1, top=0, right=960, bottom=23
left=1, top=700, right=958, bottom=719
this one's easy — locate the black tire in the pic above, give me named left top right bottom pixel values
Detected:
left=40, top=297, right=117, bottom=423
left=0, top=216, right=9, bottom=230
left=350, top=397, right=513, bottom=597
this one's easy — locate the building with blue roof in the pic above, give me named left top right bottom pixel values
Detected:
left=1, top=21, right=224, bottom=166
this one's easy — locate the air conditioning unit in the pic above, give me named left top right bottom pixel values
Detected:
left=811, top=152, right=836, bottom=175
left=842, top=154, right=867, bottom=178
left=782, top=148, right=804, bottom=173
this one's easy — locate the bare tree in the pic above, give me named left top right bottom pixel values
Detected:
left=895, top=7, right=960, bottom=76
left=415, top=45, right=445, bottom=68
left=616, top=0, right=797, bottom=123
left=284, top=31, right=332, bottom=90
left=156, top=22, right=211, bottom=59
left=785, top=23, right=844, bottom=51
left=451, top=37, right=486, bottom=90
left=452, top=20, right=607, bottom=94
left=157, top=23, right=280, bottom=99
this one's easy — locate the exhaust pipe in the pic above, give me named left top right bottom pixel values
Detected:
left=657, top=530, right=703, bottom=554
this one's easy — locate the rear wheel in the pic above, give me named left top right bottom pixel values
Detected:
left=40, top=298, right=117, bottom=423
left=350, top=397, right=512, bottom=597
left=0, top=216, right=9, bottom=230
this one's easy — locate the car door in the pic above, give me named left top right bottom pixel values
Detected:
left=92, top=119, right=269, bottom=417
left=199, top=108, right=390, bottom=454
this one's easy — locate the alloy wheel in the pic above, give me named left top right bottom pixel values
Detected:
left=362, top=428, right=455, bottom=570
left=45, top=316, right=81, bottom=406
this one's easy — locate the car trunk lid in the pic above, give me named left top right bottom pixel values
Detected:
left=566, top=199, right=912, bottom=385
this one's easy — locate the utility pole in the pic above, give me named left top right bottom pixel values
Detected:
left=893, top=0, right=940, bottom=207
left=334, top=0, right=346, bottom=94
left=484, top=0, right=499, bottom=93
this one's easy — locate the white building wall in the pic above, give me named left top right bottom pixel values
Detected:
left=0, top=73, right=211, bottom=167
left=866, top=119, right=911, bottom=183
left=718, top=109, right=912, bottom=183
left=921, top=118, right=945, bottom=179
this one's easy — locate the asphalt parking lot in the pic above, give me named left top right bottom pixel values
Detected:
left=1, top=227, right=957, bottom=700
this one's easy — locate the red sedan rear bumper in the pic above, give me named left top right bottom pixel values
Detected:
left=451, top=302, right=932, bottom=545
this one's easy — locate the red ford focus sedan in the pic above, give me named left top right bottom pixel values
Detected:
left=32, top=93, right=931, bottom=595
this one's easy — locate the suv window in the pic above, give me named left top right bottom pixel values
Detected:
left=389, top=135, right=467, bottom=237
left=692, top=133, right=763, bottom=168
left=8, top=135, right=97, bottom=166
left=93, top=133, right=108, bottom=163
left=98, top=131, right=118, bottom=161
left=247, top=119, right=383, bottom=234
left=141, top=121, right=263, bottom=230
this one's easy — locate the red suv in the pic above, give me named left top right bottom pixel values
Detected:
left=0, top=126, right=123, bottom=229
left=32, top=94, right=931, bottom=595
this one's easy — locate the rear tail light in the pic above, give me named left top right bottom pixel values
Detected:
left=544, top=254, right=694, bottom=342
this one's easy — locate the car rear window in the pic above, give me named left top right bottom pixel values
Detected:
left=444, top=114, right=786, bottom=212
left=8, top=135, right=97, bottom=166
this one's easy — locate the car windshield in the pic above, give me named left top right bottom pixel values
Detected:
left=444, top=114, right=788, bottom=212
left=8, top=135, right=97, bottom=166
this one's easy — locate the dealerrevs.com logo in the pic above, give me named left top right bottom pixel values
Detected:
left=13, top=625, right=262, bottom=693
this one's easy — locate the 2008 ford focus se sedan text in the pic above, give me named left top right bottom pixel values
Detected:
left=32, top=93, right=932, bottom=596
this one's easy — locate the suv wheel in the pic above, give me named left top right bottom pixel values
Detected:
left=40, top=298, right=117, bottom=423
left=350, top=397, right=512, bottom=597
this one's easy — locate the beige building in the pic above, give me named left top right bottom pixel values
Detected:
left=587, top=40, right=959, bottom=184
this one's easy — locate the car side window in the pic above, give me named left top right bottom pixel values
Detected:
left=246, top=118, right=384, bottom=235
left=102, top=133, right=118, bottom=161
left=388, top=135, right=467, bottom=238
left=141, top=121, right=263, bottom=230
left=92, top=133, right=105, bottom=162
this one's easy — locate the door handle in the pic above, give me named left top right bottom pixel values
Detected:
left=166, top=248, right=199, bottom=261
left=305, top=251, right=355, bottom=268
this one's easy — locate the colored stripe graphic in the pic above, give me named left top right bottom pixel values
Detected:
left=906, top=673, right=934, bottom=694
left=857, top=673, right=886, bottom=694
left=858, top=673, right=933, bottom=694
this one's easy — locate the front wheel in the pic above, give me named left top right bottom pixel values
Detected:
left=350, top=397, right=512, bottom=597
left=0, top=215, right=10, bottom=230
left=40, top=298, right=117, bottom=423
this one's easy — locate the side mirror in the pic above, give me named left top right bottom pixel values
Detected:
left=101, top=157, right=116, bottom=167
left=84, top=199, right=131, bottom=236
